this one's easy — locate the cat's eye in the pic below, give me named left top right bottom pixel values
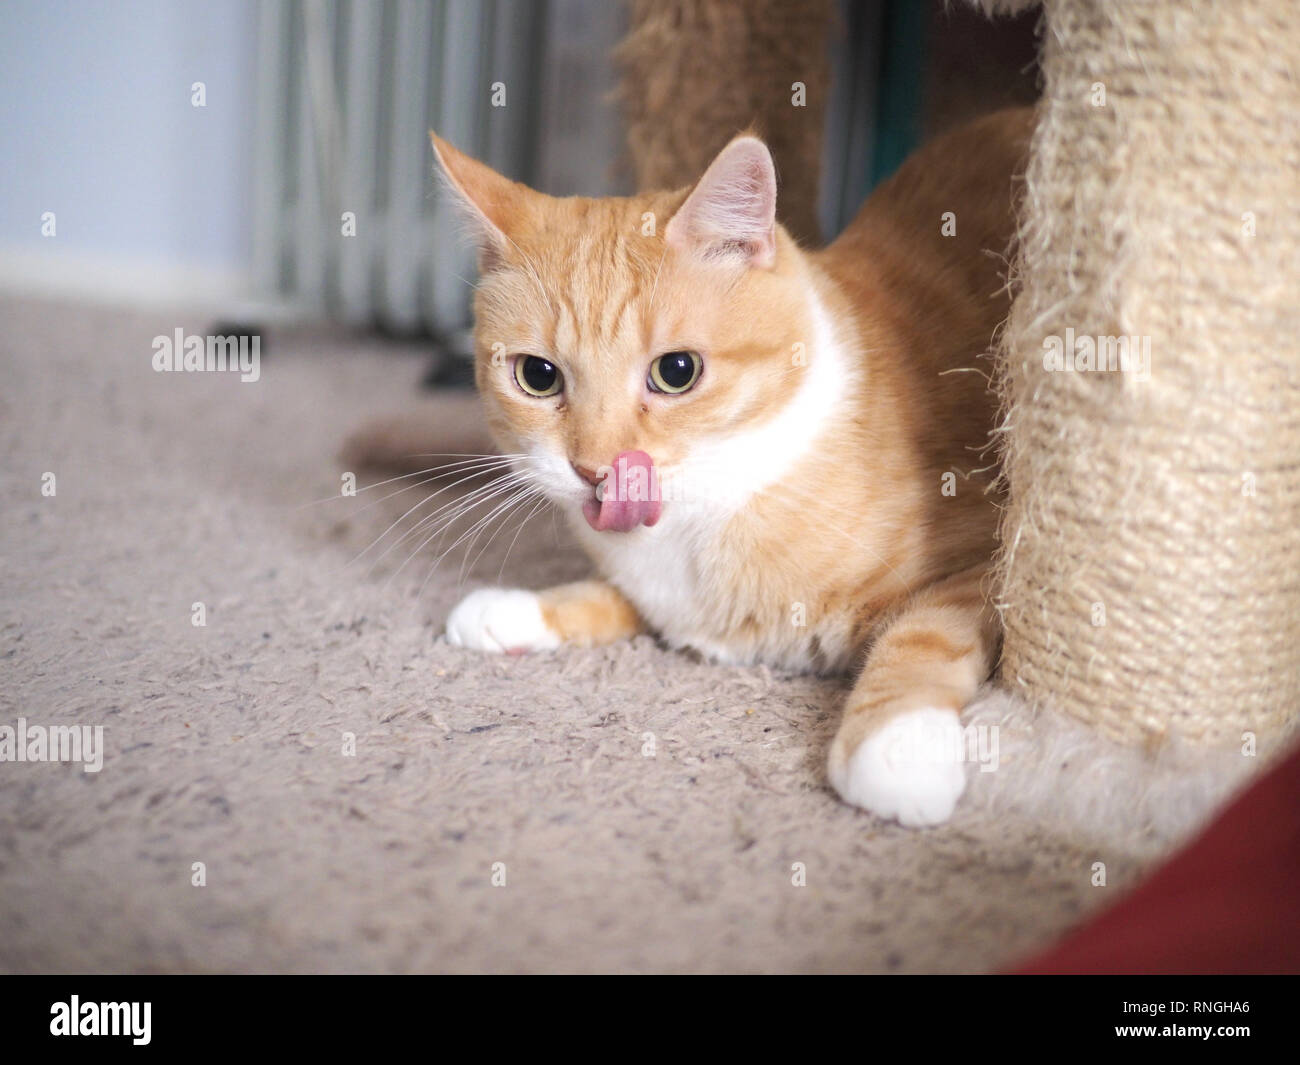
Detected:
left=648, top=351, right=702, bottom=394
left=513, top=355, right=563, bottom=397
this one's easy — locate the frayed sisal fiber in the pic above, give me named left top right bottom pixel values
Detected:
left=994, top=0, right=1300, bottom=745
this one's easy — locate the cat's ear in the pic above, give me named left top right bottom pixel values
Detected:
left=665, top=135, right=778, bottom=269
left=430, top=132, right=531, bottom=271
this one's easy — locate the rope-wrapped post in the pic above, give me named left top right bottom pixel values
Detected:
left=996, top=0, right=1300, bottom=745
left=614, top=0, right=832, bottom=245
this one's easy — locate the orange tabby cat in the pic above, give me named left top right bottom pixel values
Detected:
left=435, top=109, right=1032, bottom=825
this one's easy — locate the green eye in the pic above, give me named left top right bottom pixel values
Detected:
left=648, top=350, right=702, bottom=394
left=514, top=355, right=562, bottom=397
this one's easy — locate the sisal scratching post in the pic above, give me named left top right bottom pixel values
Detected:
left=995, top=0, right=1300, bottom=745
left=614, top=0, right=832, bottom=245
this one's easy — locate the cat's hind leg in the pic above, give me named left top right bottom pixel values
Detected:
left=446, top=580, right=643, bottom=655
left=828, top=565, right=999, bottom=827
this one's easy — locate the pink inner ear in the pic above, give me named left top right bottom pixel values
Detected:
left=666, top=137, right=777, bottom=268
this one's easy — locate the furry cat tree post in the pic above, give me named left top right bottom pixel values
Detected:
left=615, top=0, right=832, bottom=245
left=994, top=0, right=1300, bottom=746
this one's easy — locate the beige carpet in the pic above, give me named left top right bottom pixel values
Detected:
left=0, top=293, right=1278, bottom=973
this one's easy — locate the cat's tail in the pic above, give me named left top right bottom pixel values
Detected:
left=339, top=391, right=497, bottom=475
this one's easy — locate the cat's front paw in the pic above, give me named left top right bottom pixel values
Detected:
left=828, top=707, right=967, bottom=827
left=445, top=588, right=561, bottom=655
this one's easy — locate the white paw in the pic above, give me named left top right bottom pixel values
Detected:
left=444, top=588, right=560, bottom=655
left=829, top=707, right=967, bottom=827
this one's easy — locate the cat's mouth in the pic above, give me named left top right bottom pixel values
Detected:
left=580, top=449, right=663, bottom=533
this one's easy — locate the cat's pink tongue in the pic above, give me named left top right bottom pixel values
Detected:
left=582, top=450, right=662, bottom=533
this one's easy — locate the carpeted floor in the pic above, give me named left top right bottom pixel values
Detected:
left=0, top=293, right=1281, bottom=973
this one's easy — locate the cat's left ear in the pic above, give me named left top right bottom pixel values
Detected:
left=665, top=135, right=778, bottom=269
left=430, top=132, right=532, bottom=270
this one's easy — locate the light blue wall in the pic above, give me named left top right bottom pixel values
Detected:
left=0, top=0, right=257, bottom=276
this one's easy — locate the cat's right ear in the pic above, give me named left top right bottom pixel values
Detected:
left=431, top=132, right=529, bottom=271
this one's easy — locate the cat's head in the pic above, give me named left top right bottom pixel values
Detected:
left=433, top=131, right=832, bottom=535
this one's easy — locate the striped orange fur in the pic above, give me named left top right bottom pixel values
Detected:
left=437, top=110, right=1032, bottom=825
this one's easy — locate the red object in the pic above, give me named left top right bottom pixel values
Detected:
left=1013, top=741, right=1300, bottom=974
